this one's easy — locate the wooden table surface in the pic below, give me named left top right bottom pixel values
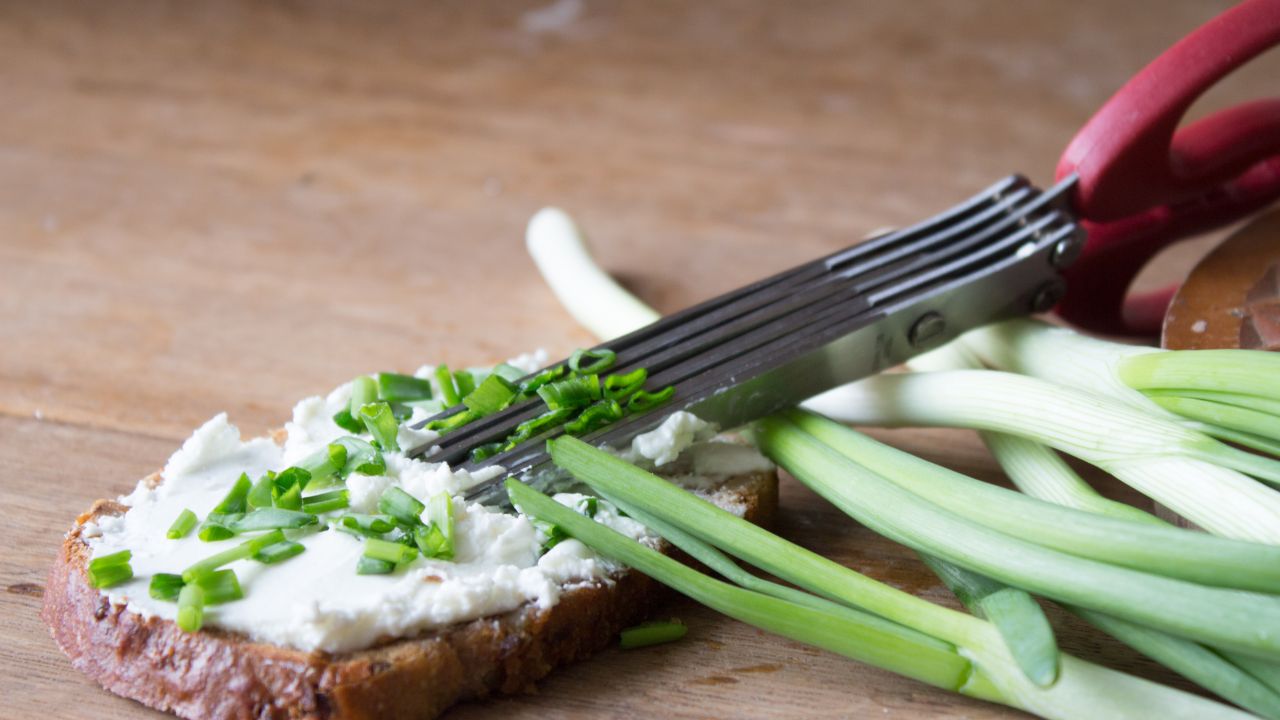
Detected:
left=4, top=2, right=1278, bottom=718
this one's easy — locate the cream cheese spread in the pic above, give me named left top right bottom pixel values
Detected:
left=84, top=356, right=771, bottom=654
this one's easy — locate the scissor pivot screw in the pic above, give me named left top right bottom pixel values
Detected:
left=908, top=312, right=946, bottom=347
left=1051, top=228, right=1085, bottom=268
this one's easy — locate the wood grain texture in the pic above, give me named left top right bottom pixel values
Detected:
left=2, top=1, right=1274, bottom=717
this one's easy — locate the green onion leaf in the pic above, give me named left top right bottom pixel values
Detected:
left=426, top=409, right=477, bottom=434
left=359, top=401, right=401, bottom=452
left=196, top=569, right=243, bottom=605
left=620, top=620, right=687, bottom=649
left=534, top=519, right=568, bottom=551
left=299, top=443, right=349, bottom=490
left=356, top=556, right=396, bottom=575
left=565, top=399, right=623, bottom=435
left=364, top=537, right=419, bottom=565
left=88, top=550, right=133, bottom=589
left=183, top=530, right=285, bottom=582
left=149, top=573, right=185, bottom=601
left=231, top=508, right=318, bottom=533
left=453, top=370, right=476, bottom=399
left=254, top=539, right=306, bottom=565
left=434, top=365, right=461, bottom=407
left=414, top=493, right=454, bottom=560
left=511, top=408, right=574, bottom=444
left=518, top=366, right=567, bottom=396
left=332, top=408, right=365, bottom=433
left=349, top=375, right=377, bottom=417
left=246, top=471, right=275, bottom=510
left=335, top=437, right=385, bottom=477
left=376, top=372, right=434, bottom=403
left=470, top=442, right=504, bottom=463
left=604, top=368, right=648, bottom=401
left=166, top=509, right=198, bottom=540
left=492, top=363, right=527, bottom=384
left=339, top=514, right=397, bottom=536
left=271, top=474, right=305, bottom=511
left=378, top=487, right=425, bottom=526
left=576, top=496, right=598, bottom=518
left=462, top=375, right=518, bottom=417
left=212, top=473, right=252, bottom=515
left=538, top=374, right=601, bottom=411
left=197, top=519, right=237, bottom=542
left=177, top=584, right=204, bottom=632
left=626, top=386, right=675, bottom=413
left=569, top=348, right=617, bottom=376
left=302, top=489, right=350, bottom=515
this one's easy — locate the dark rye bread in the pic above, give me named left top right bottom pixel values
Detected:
left=43, top=440, right=778, bottom=720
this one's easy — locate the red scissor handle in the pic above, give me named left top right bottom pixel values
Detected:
left=1054, top=0, right=1280, bottom=336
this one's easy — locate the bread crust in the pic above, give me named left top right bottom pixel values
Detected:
left=43, top=466, right=777, bottom=720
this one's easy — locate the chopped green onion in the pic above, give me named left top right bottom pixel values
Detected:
left=212, top=473, right=252, bottom=515
left=453, top=370, right=476, bottom=399
left=620, top=620, right=687, bottom=649
left=511, top=408, right=574, bottom=443
left=462, top=375, right=518, bottom=417
left=389, top=403, right=413, bottom=422
left=378, top=487, right=425, bottom=526
left=364, top=537, right=419, bottom=565
left=299, top=443, right=349, bottom=490
left=349, top=375, right=377, bottom=417
left=335, top=437, right=385, bottom=477
left=470, top=442, right=504, bottom=463
left=435, top=365, right=461, bottom=407
left=183, top=530, right=285, bottom=582
left=246, top=472, right=275, bottom=510
left=340, top=514, right=397, bottom=536
left=332, top=408, right=365, bottom=433
left=359, top=401, right=401, bottom=452
left=254, top=540, right=306, bottom=564
left=535, top=519, right=568, bottom=551
left=149, top=573, right=185, bottom=601
left=166, top=509, right=198, bottom=539
left=197, top=519, right=237, bottom=542
left=302, top=489, right=350, bottom=515
left=272, top=479, right=303, bottom=511
left=565, top=399, right=623, bottom=435
left=577, top=496, right=598, bottom=518
left=356, top=556, right=395, bottom=575
left=87, top=550, right=133, bottom=589
left=538, top=374, right=601, bottom=411
left=176, top=584, right=204, bottom=632
left=626, top=386, right=675, bottom=413
left=604, top=368, right=647, bottom=401
left=569, top=348, right=617, bottom=376
left=196, top=569, right=243, bottom=605
left=230, top=508, right=318, bottom=532
left=519, top=366, right=566, bottom=395
left=376, top=372, right=434, bottom=403
left=414, top=492, right=454, bottom=560
left=492, top=363, right=526, bottom=384
left=426, top=409, right=476, bottom=433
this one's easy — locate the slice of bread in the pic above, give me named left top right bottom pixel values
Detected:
left=43, top=435, right=777, bottom=720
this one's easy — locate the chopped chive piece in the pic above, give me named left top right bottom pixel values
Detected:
left=246, top=472, right=275, bottom=510
left=519, top=366, right=566, bottom=395
left=426, top=409, right=476, bottom=433
left=620, top=620, right=687, bottom=649
left=166, top=509, right=198, bottom=539
left=534, top=519, right=568, bottom=551
left=349, top=375, right=377, bottom=417
left=569, top=348, right=617, bottom=376
left=376, top=372, right=434, bottom=403
left=254, top=539, right=305, bottom=564
left=271, top=467, right=310, bottom=510
left=378, top=487, right=425, bottom=526
left=231, top=508, right=318, bottom=532
left=196, top=569, right=243, bottom=605
left=183, top=530, right=285, bottom=582
left=415, top=493, right=455, bottom=560
left=88, top=550, right=133, bottom=589
left=627, top=386, right=675, bottom=413
left=364, top=537, right=419, bottom=565
left=299, top=443, right=349, bottom=489
left=176, top=584, right=204, bottom=632
left=566, top=400, right=624, bottom=436
left=340, top=514, right=397, bottom=536
left=197, top=519, right=237, bottom=542
left=470, top=442, right=504, bottom=463
left=492, top=363, right=526, bottom=384
left=463, top=375, right=518, bottom=417
left=434, top=365, right=461, bottom=407
left=390, top=403, right=413, bottom=422
left=212, top=473, right=252, bottom=515
left=333, top=408, right=365, bottom=433
left=508, top=407, right=575, bottom=447
left=149, top=573, right=185, bottom=601
left=604, top=368, right=648, bottom=401
left=359, top=401, right=401, bottom=452
left=334, top=437, right=385, bottom=477
left=577, top=496, right=598, bottom=518
left=302, top=489, right=350, bottom=514
left=356, top=556, right=396, bottom=575
left=538, top=374, right=602, bottom=411
left=453, top=370, right=476, bottom=398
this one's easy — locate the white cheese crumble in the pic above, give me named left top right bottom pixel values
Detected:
left=86, top=353, right=770, bottom=654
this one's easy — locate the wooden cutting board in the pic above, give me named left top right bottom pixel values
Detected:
left=1, top=2, right=1270, bottom=718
